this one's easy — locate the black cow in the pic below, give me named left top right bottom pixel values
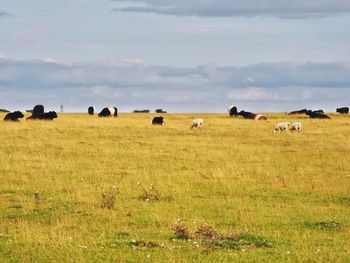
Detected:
left=98, top=107, right=117, bottom=117
left=306, top=110, right=330, bottom=119
left=336, top=107, right=349, bottom=114
left=238, top=110, right=255, bottom=119
left=113, top=107, right=118, bottom=117
left=238, top=110, right=267, bottom=120
left=312, top=109, right=324, bottom=114
left=4, top=111, right=24, bottom=121
left=33, top=105, right=44, bottom=116
left=88, top=106, right=94, bottom=115
left=134, top=109, right=150, bottom=113
left=228, top=106, right=238, bottom=117
left=288, top=109, right=308, bottom=115
left=151, top=116, right=165, bottom=125
left=27, top=111, right=57, bottom=120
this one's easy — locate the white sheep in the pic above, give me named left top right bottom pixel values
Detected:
left=274, top=122, right=290, bottom=133
left=290, top=122, right=302, bottom=132
left=191, top=118, right=204, bottom=130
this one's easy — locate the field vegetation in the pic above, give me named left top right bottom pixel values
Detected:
left=0, top=112, right=349, bottom=262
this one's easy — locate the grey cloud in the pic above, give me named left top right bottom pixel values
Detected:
left=112, top=0, right=350, bottom=18
left=0, top=11, right=11, bottom=18
left=0, top=57, right=350, bottom=112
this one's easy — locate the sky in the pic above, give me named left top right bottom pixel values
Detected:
left=0, top=0, right=350, bottom=112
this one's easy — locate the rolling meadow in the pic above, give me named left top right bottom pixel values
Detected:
left=0, top=112, right=349, bottom=262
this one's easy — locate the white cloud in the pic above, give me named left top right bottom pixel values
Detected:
left=0, top=57, right=349, bottom=112
left=112, top=0, right=350, bottom=18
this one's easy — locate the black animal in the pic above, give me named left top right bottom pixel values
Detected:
left=151, top=116, right=165, bottom=125
left=336, top=107, right=349, bottom=114
left=113, top=107, right=118, bottom=117
left=88, top=106, right=94, bottom=115
left=98, top=107, right=117, bottom=117
left=312, top=109, right=324, bottom=114
left=238, top=110, right=255, bottom=119
left=4, top=111, right=24, bottom=121
left=306, top=110, right=330, bottom=119
left=238, top=110, right=267, bottom=120
left=33, top=105, right=44, bottom=116
left=228, top=106, right=238, bottom=117
left=288, top=109, right=308, bottom=115
left=134, top=109, right=150, bottom=113
left=155, top=109, right=167, bottom=113
left=27, top=111, right=57, bottom=120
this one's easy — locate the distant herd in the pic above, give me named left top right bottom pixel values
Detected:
left=2, top=104, right=349, bottom=132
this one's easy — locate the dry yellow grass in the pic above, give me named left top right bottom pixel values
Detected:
left=0, top=112, right=349, bottom=262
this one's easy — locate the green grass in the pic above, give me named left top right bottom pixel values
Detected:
left=0, top=112, right=349, bottom=262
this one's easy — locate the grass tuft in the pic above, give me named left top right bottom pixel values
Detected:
left=137, top=183, right=162, bottom=201
left=304, top=220, right=343, bottom=231
left=128, top=240, right=162, bottom=249
left=101, top=186, right=117, bottom=209
left=171, top=219, right=191, bottom=240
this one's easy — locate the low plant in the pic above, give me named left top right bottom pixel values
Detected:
left=128, top=240, right=160, bottom=249
left=137, top=183, right=161, bottom=201
left=101, top=186, right=117, bottom=209
left=171, top=219, right=191, bottom=240
left=194, top=224, right=223, bottom=240
left=304, top=220, right=343, bottom=231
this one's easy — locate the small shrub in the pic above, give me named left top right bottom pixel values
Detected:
left=101, top=186, right=117, bottom=209
left=195, top=225, right=223, bottom=240
left=171, top=219, right=191, bottom=240
left=137, top=183, right=161, bottom=201
left=33, top=191, right=41, bottom=210
left=172, top=222, right=273, bottom=250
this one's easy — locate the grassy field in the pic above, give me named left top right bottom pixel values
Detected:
left=0, top=112, right=349, bottom=262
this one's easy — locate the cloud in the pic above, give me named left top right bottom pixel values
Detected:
left=112, top=0, right=350, bottom=18
left=0, top=57, right=350, bottom=112
left=0, top=11, right=11, bottom=18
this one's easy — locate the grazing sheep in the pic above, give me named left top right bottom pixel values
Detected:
left=290, top=122, right=302, bottom=132
left=274, top=122, right=290, bottom=133
left=191, top=118, right=204, bottom=130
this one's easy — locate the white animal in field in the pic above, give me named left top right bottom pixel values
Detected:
left=108, top=107, right=115, bottom=116
left=274, top=122, right=290, bottom=133
left=254, top=114, right=267, bottom=120
left=191, top=118, right=204, bottom=130
left=290, top=122, right=302, bottom=132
